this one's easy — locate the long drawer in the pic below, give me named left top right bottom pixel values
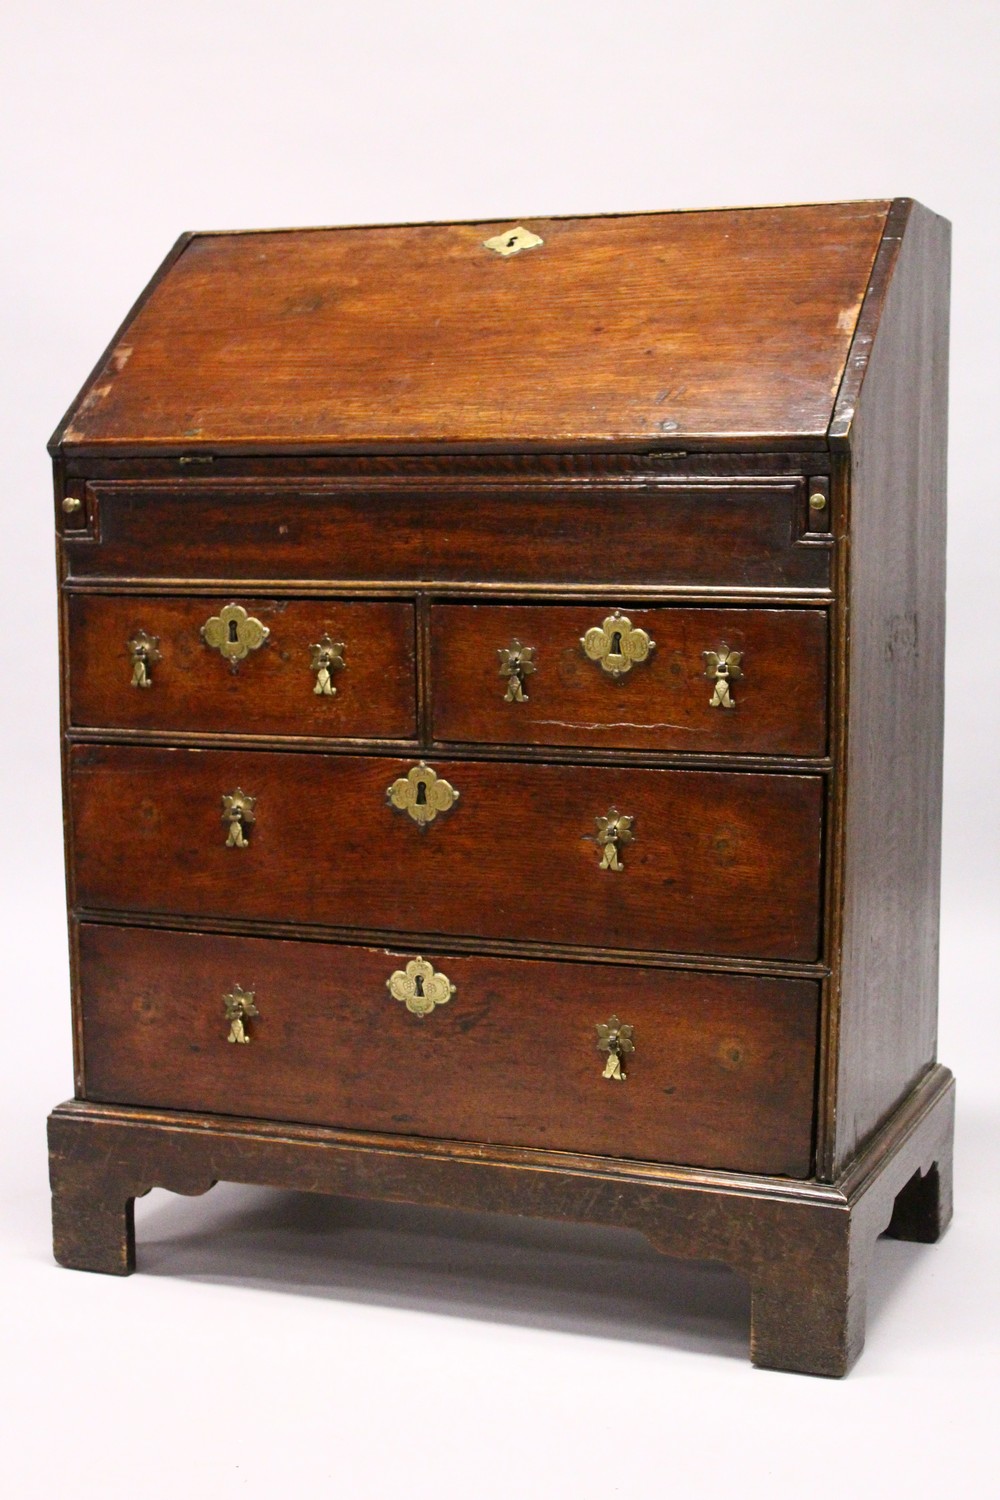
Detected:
left=64, top=477, right=830, bottom=590
left=431, top=602, right=828, bottom=756
left=69, top=746, right=824, bottom=961
left=78, top=923, right=820, bottom=1177
left=66, top=594, right=417, bottom=740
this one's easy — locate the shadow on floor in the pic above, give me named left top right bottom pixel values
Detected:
left=133, top=1182, right=935, bottom=1365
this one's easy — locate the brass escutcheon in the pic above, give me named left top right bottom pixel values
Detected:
left=595, top=1015, right=635, bottom=1081
left=703, top=644, right=743, bottom=709
left=201, top=603, right=270, bottom=671
left=497, top=639, right=536, bottom=702
left=223, top=985, right=259, bottom=1044
left=310, top=634, right=346, bottom=697
left=127, top=630, right=161, bottom=689
left=386, top=762, right=459, bottom=827
left=483, top=225, right=544, bottom=257
left=387, top=957, right=456, bottom=1017
left=581, top=612, right=655, bottom=678
left=221, top=788, right=255, bottom=847
left=593, top=808, right=635, bottom=871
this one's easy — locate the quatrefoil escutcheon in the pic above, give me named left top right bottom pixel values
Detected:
left=386, top=762, right=460, bottom=827
left=201, top=603, right=270, bottom=670
left=387, top=957, right=456, bottom=1018
left=581, top=612, right=655, bottom=678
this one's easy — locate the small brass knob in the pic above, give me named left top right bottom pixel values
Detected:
left=61, top=495, right=83, bottom=514
left=596, top=1015, right=635, bottom=1081
left=702, top=644, right=743, bottom=709
left=127, top=630, right=161, bottom=689
left=386, top=762, right=459, bottom=827
left=497, top=640, right=536, bottom=702
left=581, top=612, right=655, bottom=678
left=311, top=634, right=346, bottom=696
left=593, top=808, right=635, bottom=871
left=809, top=491, right=827, bottom=512
left=387, top=957, right=456, bottom=1017
left=223, top=986, right=259, bottom=1044
left=221, top=788, right=255, bottom=847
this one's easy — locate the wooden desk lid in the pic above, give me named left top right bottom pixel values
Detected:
left=53, top=200, right=897, bottom=456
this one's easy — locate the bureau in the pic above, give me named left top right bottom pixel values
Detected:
left=47, top=200, right=954, bottom=1376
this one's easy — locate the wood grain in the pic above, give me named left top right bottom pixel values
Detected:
left=827, top=201, right=950, bottom=1171
left=48, top=1067, right=955, bottom=1374
left=66, top=595, right=416, bottom=740
left=65, top=477, right=831, bottom=591
left=69, top=745, right=824, bottom=961
left=53, top=203, right=889, bottom=454
left=78, top=923, right=820, bottom=1176
left=431, top=603, right=828, bottom=755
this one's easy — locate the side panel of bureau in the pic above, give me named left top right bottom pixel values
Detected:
left=63, top=478, right=831, bottom=590
left=829, top=201, right=950, bottom=1173
left=68, top=746, right=824, bottom=961
left=78, top=923, right=820, bottom=1177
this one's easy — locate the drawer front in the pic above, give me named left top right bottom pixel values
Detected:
left=66, top=479, right=830, bottom=591
left=66, top=595, right=417, bottom=740
left=432, top=603, right=828, bottom=756
left=79, top=924, right=819, bottom=1177
left=70, top=746, right=823, bottom=961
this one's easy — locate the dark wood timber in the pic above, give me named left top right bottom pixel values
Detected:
left=69, top=745, right=824, bottom=961
left=49, top=199, right=954, bottom=1374
left=48, top=1065, right=954, bottom=1376
left=827, top=201, right=950, bottom=1172
left=431, top=603, right=828, bottom=756
left=66, top=594, right=417, bottom=740
left=78, top=923, right=819, bottom=1176
left=64, top=477, right=831, bottom=592
left=51, top=203, right=888, bottom=456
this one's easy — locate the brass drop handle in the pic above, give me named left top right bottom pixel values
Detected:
left=497, top=640, right=536, bottom=702
left=221, top=788, right=255, bottom=847
left=596, top=1015, right=634, bottom=1081
left=387, top=957, right=456, bottom=1017
left=581, top=612, right=655, bottom=678
left=127, top=630, right=161, bottom=689
left=201, top=603, right=270, bottom=672
left=224, top=986, right=259, bottom=1044
left=593, top=808, right=635, bottom=871
left=386, top=762, right=460, bottom=826
left=703, top=644, right=743, bottom=709
left=311, top=635, right=346, bottom=696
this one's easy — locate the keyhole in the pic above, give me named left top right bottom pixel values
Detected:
left=415, top=779, right=427, bottom=806
left=610, top=631, right=623, bottom=655
left=414, top=973, right=425, bottom=998
left=506, top=235, right=517, bottom=248
left=228, top=619, right=239, bottom=644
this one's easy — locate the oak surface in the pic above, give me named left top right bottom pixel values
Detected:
left=65, top=477, right=830, bottom=592
left=431, top=603, right=828, bottom=755
left=78, top=924, right=820, bottom=1176
left=67, top=595, right=417, bottom=740
left=69, top=745, right=824, bottom=961
left=54, top=203, right=889, bottom=454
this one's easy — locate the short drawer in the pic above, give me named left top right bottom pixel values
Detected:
left=78, top=924, right=819, bottom=1177
left=66, top=595, right=417, bottom=740
left=431, top=603, right=828, bottom=756
left=69, top=746, right=823, bottom=961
